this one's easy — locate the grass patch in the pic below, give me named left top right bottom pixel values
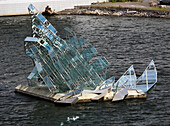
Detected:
left=111, top=0, right=141, bottom=2
left=153, top=7, right=170, bottom=11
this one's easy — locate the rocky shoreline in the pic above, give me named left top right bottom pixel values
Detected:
left=56, top=5, right=170, bottom=18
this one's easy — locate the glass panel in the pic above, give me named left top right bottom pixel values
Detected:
left=43, top=42, right=52, bottom=51
left=46, top=32, right=54, bottom=41
left=38, top=24, right=46, bottom=32
left=37, top=13, right=46, bottom=23
left=79, top=38, right=87, bottom=46
left=31, top=46, right=38, bottom=54
left=26, top=50, right=34, bottom=58
left=26, top=4, right=111, bottom=92
left=48, top=48, right=55, bottom=58
left=113, top=65, right=137, bottom=90
left=137, top=60, right=157, bottom=84
left=64, top=27, right=73, bottom=36
left=91, top=57, right=110, bottom=72
left=138, top=70, right=157, bottom=84
left=28, top=4, right=35, bottom=12
left=24, top=37, right=39, bottom=42
left=103, top=77, right=115, bottom=85
left=100, top=77, right=115, bottom=89
left=67, top=36, right=79, bottom=48
left=101, top=57, right=110, bottom=66
left=81, top=46, right=98, bottom=61
left=35, top=61, right=43, bottom=73
left=27, top=66, right=37, bottom=80
left=48, top=24, right=57, bottom=34
left=43, top=76, right=54, bottom=88
left=27, top=67, right=37, bottom=80
left=55, top=40, right=60, bottom=45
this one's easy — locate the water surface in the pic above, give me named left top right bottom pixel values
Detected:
left=0, top=15, right=170, bottom=125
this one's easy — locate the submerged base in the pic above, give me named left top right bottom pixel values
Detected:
left=125, top=90, right=147, bottom=99
left=15, top=84, right=63, bottom=101
left=15, top=84, right=148, bottom=105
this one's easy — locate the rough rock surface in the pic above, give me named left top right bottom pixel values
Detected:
left=57, top=6, right=170, bottom=18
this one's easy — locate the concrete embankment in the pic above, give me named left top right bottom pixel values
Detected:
left=57, top=5, right=170, bottom=18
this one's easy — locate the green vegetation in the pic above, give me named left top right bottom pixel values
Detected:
left=111, top=0, right=140, bottom=2
left=152, top=7, right=170, bottom=11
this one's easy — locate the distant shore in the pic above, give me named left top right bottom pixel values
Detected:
left=56, top=2, right=170, bottom=18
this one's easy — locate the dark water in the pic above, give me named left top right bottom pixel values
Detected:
left=0, top=15, right=170, bottom=126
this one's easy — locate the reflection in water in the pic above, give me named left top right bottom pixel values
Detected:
left=0, top=15, right=170, bottom=125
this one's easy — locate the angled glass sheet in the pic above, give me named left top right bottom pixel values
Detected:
left=27, top=66, right=37, bottom=80
left=26, top=4, right=111, bottom=92
left=57, top=43, right=65, bottom=52
left=64, top=27, right=73, bottom=36
left=124, top=65, right=137, bottom=89
left=55, top=35, right=62, bottom=42
left=70, top=53, right=84, bottom=65
left=69, top=67, right=80, bottom=83
left=43, top=42, right=52, bottom=51
left=91, top=79, right=101, bottom=87
left=91, top=57, right=110, bottom=73
left=75, top=63, right=90, bottom=77
left=28, top=4, right=36, bottom=13
left=62, top=72, right=71, bottom=81
left=101, top=73, right=107, bottom=80
left=113, top=65, right=137, bottom=90
left=136, top=84, right=154, bottom=93
left=48, top=48, right=55, bottom=58
left=113, top=76, right=128, bottom=91
left=67, top=36, right=79, bottom=48
left=81, top=46, right=98, bottom=61
left=100, top=77, right=115, bottom=90
left=37, top=24, right=46, bottom=33
left=71, top=55, right=79, bottom=63
left=24, top=37, right=39, bottom=42
left=43, top=76, right=54, bottom=89
left=31, top=46, right=39, bottom=54
left=138, top=70, right=157, bottom=84
left=59, top=42, right=69, bottom=51
left=79, top=38, right=87, bottom=46
left=54, top=61, right=65, bottom=73
left=65, top=89, right=82, bottom=96
left=41, top=64, right=49, bottom=72
left=86, top=80, right=96, bottom=88
left=58, top=56, right=69, bottom=67
left=35, top=61, right=43, bottom=73
left=67, top=79, right=73, bottom=88
left=101, top=57, right=110, bottom=66
left=102, top=77, right=115, bottom=85
left=59, top=73, right=72, bottom=89
left=46, top=32, right=55, bottom=41
left=69, top=64, right=94, bottom=87
left=138, top=60, right=157, bottom=84
left=54, top=40, right=60, bottom=45
left=47, top=24, right=57, bottom=34
left=36, top=13, right=46, bottom=23
left=26, top=50, right=34, bottom=59
left=88, top=68, right=103, bottom=86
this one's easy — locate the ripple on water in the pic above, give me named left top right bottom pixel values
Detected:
left=0, top=15, right=170, bottom=125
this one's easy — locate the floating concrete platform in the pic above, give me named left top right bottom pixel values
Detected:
left=15, top=84, right=149, bottom=105
left=15, top=85, right=113, bottom=104
left=54, top=97, right=79, bottom=105
left=15, top=84, right=65, bottom=102
left=125, top=90, right=147, bottom=99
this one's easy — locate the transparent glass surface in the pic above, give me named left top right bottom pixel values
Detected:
left=36, top=13, right=46, bottom=23
left=25, top=4, right=110, bottom=92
